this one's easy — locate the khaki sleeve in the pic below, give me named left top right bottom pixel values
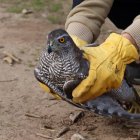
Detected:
left=122, top=15, right=140, bottom=51
left=65, top=0, right=114, bottom=43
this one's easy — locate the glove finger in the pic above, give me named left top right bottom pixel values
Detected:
left=72, top=70, right=96, bottom=103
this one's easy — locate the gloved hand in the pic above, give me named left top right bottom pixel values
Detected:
left=39, top=82, right=61, bottom=100
left=71, top=33, right=139, bottom=103
left=38, top=32, right=139, bottom=103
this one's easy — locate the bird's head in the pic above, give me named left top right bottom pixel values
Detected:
left=47, top=29, right=76, bottom=54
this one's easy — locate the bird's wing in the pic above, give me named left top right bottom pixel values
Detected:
left=84, top=94, right=140, bottom=120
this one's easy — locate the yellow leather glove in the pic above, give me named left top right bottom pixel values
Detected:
left=38, top=33, right=139, bottom=103
left=39, top=82, right=61, bottom=100
left=71, top=33, right=139, bottom=103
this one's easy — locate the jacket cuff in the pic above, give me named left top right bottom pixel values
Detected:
left=122, top=18, right=140, bottom=52
left=66, top=22, right=93, bottom=44
left=65, top=0, right=113, bottom=41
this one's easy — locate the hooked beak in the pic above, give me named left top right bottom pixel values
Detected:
left=47, top=41, right=53, bottom=54
left=48, top=45, right=52, bottom=54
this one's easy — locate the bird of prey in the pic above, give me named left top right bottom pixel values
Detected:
left=34, top=29, right=140, bottom=121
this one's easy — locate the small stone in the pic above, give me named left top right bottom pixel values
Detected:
left=54, top=138, right=65, bottom=140
left=41, top=13, right=48, bottom=18
left=69, top=111, right=84, bottom=123
left=22, top=9, right=33, bottom=15
left=71, top=133, right=85, bottom=140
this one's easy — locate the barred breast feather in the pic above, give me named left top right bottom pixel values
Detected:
left=37, top=48, right=81, bottom=90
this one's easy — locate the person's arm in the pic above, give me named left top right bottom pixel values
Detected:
left=122, top=15, right=140, bottom=53
left=65, top=0, right=140, bottom=103
left=65, top=0, right=114, bottom=44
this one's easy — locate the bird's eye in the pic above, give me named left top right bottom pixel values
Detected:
left=58, top=37, right=65, bottom=43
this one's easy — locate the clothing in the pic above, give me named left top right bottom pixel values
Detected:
left=66, top=0, right=114, bottom=42
left=65, top=0, right=140, bottom=50
left=72, top=0, right=140, bottom=29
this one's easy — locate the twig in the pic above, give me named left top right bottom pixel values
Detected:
left=44, top=125, right=54, bottom=130
left=46, top=102, right=58, bottom=107
left=0, top=78, right=18, bottom=82
left=0, top=46, right=4, bottom=49
left=56, top=127, right=70, bottom=138
left=25, top=113, right=41, bottom=118
left=3, top=51, right=20, bottom=63
left=36, top=133, right=53, bottom=139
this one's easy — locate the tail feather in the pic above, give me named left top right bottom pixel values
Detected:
left=84, top=94, right=140, bottom=120
left=129, top=101, right=140, bottom=113
left=128, top=86, right=140, bottom=114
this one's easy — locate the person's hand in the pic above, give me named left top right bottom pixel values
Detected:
left=122, top=32, right=139, bottom=51
left=37, top=32, right=139, bottom=103
left=71, top=33, right=139, bottom=103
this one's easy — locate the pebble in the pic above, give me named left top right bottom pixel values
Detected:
left=69, top=111, right=84, bottom=123
left=22, top=9, right=33, bottom=15
left=54, top=138, right=65, bottom=140
left=71, top=133, right=85, bottom=140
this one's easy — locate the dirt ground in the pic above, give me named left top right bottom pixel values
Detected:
left=0, top=4, right=139, bottom=140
